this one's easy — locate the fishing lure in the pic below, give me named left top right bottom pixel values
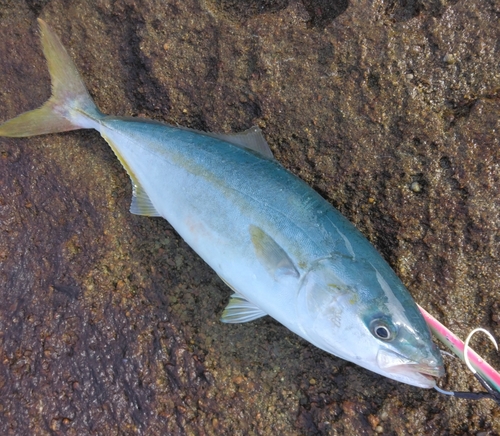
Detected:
left=420, top=306, right=500, bottom=405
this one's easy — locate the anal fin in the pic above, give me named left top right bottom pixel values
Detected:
left=101, top=131, right=161, bottom=217
left=130, top=182, right=161, bottom=217
left=221, top=293, right=267, bottom=323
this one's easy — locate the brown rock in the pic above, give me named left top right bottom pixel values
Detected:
left=0, top=1, right=499, bottom=434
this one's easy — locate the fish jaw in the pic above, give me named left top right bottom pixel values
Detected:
left=375, top=348, right=445, bottom=388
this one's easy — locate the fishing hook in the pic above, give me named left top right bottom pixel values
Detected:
left=434, top=328, right=500, bottom=406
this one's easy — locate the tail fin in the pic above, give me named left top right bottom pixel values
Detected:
left=0, top=19, right=102, bottom=138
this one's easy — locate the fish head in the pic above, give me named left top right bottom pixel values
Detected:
left=296, top=256, right=444, bottom=388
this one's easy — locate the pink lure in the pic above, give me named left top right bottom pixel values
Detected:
left=419, top=305, right=500, bottom=394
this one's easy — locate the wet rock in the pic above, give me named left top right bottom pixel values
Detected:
left=0, top=0, right=499, bottom=434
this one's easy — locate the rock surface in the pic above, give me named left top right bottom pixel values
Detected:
left=0, top=0, right=499, bottom=434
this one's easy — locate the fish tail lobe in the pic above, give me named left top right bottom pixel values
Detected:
left=0, top=19, right=103, bottom=138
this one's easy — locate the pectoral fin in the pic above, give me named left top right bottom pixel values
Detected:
left=250, top=225, right=299, bottom=280
left=221, top=293, right=267, bottom=323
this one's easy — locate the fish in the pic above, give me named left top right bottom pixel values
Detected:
left=0, top=19, right=444, bottom=388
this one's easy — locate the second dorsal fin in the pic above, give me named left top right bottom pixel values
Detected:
left=204, top=126, right=274, bottom=160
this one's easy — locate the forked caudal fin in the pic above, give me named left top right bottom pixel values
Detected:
left=0, top=19, right=102, bottom=137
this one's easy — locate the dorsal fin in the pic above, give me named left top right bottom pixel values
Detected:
left=204, top=126, right=274, bottom=159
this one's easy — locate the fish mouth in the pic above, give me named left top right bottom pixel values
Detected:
left=376, top=349, right=445, bottom=388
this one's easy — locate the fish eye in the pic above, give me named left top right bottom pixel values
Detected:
left=370, top=318, right=396, bottom=341
left=375, top=325, right=390, bottom=339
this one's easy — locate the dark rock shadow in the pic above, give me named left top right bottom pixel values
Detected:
left=302, top=0, right=349, bottom=28
left=208, top=0, right=349, bottom=27
left=384, top=0, right=459, bottom=22
left=208, top=0, right=289, bottom=19
left=24, top=0, right=51, bottom=16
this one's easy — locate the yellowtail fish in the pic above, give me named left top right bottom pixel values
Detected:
left=0, top=19, right=444, bottom=387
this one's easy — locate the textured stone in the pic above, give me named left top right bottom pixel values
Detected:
left=0, top=0, right=499, bottom=434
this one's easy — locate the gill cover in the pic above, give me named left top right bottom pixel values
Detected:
left=295, top=256, right=363, bottom=356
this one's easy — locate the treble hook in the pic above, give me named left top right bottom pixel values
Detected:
left=434, top=328, right=500, bottom=406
